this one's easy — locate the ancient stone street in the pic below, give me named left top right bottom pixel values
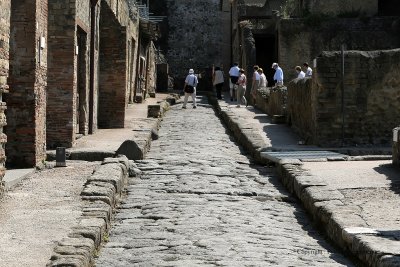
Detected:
left=95, top=97, right=353, bottom=266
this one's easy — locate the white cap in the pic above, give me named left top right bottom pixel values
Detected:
left=271, top=63, right=278, bottom=68
left=189, top=69, right=194, bottom=74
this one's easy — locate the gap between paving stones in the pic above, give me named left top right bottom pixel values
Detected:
left=46, top=98, right=174, bottom=267
left=208, top=93, right=399, bottom=267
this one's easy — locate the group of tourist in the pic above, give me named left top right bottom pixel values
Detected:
left=295, top=62, right=313, bottom=79
left=182, top=61, right=313, bottom=110
left=225, top=62, right=281, bottom=108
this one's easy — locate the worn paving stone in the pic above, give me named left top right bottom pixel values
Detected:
left=95, top=97, right=353, bottom=266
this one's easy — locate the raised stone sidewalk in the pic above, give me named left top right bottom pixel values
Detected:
left=0, top=93, right=178, bottom=267
left=46, top=94, right=179, bottom=266
left=210, top=93, right=400, bottom=267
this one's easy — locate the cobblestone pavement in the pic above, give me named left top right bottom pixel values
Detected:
left=95, top=96, right=354, bottom=266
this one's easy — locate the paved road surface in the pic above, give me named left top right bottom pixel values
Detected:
left=95, top=96, right=353, bottom=266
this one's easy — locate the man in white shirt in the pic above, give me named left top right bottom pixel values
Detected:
left=272, top=62, right=284, bottom=86
left=303, top=62, right=312, bottom=77
left=229, top=62, right=240, bottom=101
left=182, top=68, right=198, bottom=109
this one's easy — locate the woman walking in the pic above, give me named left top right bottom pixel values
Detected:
left=236, top=68, right=247, bottom=107
left=212, top=66, right=224, bottom=100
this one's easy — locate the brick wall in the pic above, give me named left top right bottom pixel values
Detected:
left=0, top=0, right=10, bottom=196
left=98, top=1, right=127, bottom=128
left=287, top=48, right=400, bottom=147
left=47, top=0, right=78, bottom=148
left=7, top=0, right=47, bottom=167
left=278, top=17, right=400, bottom=81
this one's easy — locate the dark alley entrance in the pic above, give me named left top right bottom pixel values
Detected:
left=254, top=34, right=276, bottom=86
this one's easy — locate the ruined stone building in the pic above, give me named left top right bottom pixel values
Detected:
left=119, top=0, right=400, bottom=148
left=0, top=0, right=160, bottom=172
left=225, top=0, right=399, bottom=146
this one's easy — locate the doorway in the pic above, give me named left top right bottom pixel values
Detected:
left=254, top=34, right=276, bottom=86
left=76, top=27, right=88, bottom=135
left=378, top=0, right=400, bottom=16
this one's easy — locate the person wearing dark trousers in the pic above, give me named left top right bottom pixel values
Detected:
left=229, top=62, right=240, bottom=101
left=212, top=66, right=224, bottom=100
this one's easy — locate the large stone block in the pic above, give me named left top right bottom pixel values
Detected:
left=287, top=49, right=400, bottom=147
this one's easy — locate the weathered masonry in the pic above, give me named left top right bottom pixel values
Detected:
left=158, top=0, right=228, bottom=90
left=0, top=0, right=160, bottom=170
left=6, top=0, right=48, bottom=167
left=0, top=0, right=10, bottom=196
left=287, top=49, right=400, bottom=146
left=47, top=0, right=140, bottom=148
left=230, top=0, right=400, bottom=85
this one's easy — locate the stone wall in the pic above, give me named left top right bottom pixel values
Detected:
left=164, top=0, right=226, bottom=89
left=301, top=0, right=378, bottom=16
left=0, top=0, right=10, bottom=196
left=255, top=87, right=287, bottom=118
left=146, top=43, right=157, bottom=95
left=278, top=17, right=400, bottom=81
left=393, top=127, right=400, bottom=166
left=287, top=49, right=400, bottom=146
left=287, top=78, right=316, bottom=144
left=7, top=0, right=47, bottom=167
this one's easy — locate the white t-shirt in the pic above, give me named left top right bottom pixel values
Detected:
left=259, top=73, right=267, bottom=87
left=297, top=71, right=305, bottom=79
left=213, top=70, right=224, bottom=85
left=305, top=67, right=312, bottom=77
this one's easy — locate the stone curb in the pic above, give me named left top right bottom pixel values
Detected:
left=208, top=93, right=399, bottom=267
left=46, top=97, right=175, bottom=267
left=46, top=155, right=135, bottom=267
left=276, top=163, right=400, bottom=267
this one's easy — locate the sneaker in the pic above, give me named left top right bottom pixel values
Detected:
left=236, top=104, right=240, bottom=108
left=193, top=106, right=197, bottom=109
left=182, top=106, right=187, bottom=109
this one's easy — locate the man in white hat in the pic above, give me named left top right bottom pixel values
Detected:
left=272, top=62, right=284, bottom=86
left=182, top=68, right=198, bottom=109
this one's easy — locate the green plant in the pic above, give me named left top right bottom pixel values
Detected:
left=281, top=0, right=298, bottom=19
left=103, top=232, right=109, bottom=242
